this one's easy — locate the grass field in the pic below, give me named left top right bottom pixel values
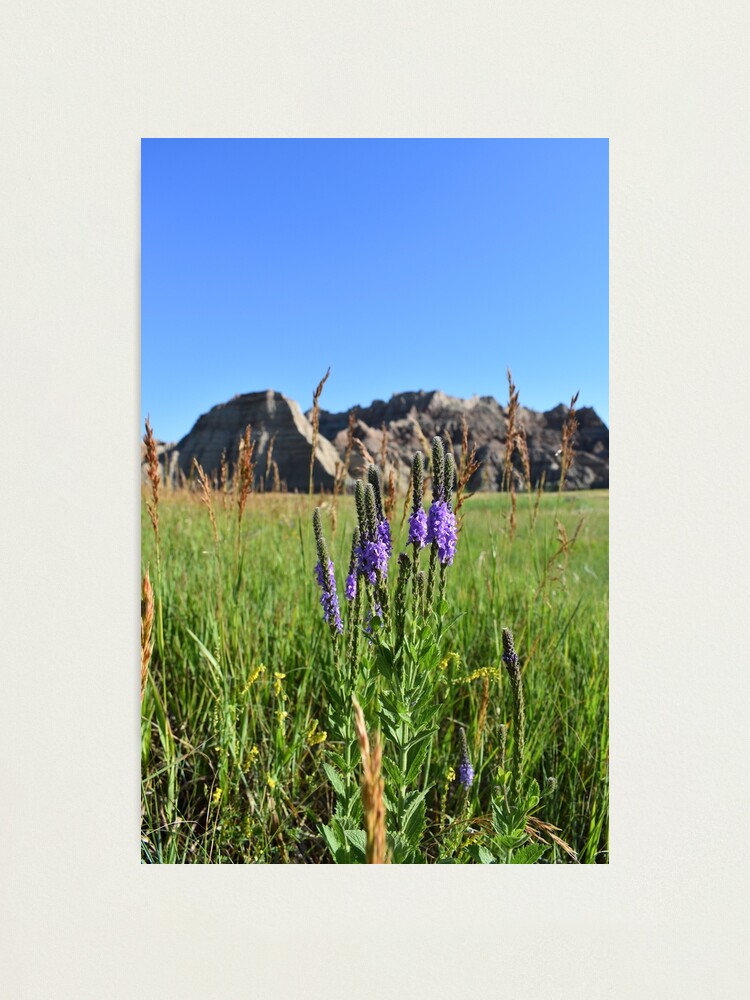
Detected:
left=141, top=481, right=608, bottom=864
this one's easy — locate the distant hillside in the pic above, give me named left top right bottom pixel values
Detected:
left=144, top=388, right=608, bottom=492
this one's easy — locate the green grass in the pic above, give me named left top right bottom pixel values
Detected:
left=141, top=487, right=608, bottom=863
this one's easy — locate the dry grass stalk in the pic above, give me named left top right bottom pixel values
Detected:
left=332, top=460, right=344, bottom=501
left=503, top=370, right=522, bottom=541
left=535, top=515, right=584, bottom=599
left=454, top=415, right=481, bottom=533
left=354, top=436, right=375, bottom=468
left=308, top=367, right=331, bottom=495
left=143, top=417, right=160, bottom=545
left=443, top=425, right=454, bottom=458
left=264, top=432, right=277, bottom=484
left=141, top=568, right=154, bottom=702
left=352, top=696, right=388, bottom=864
left=343, top=411, right=356, bottom=481
left=219, top=450, right=229, bottom=509
left=517, top=425, right=532, bottom=494
left=526, top=815, right=579, bottom=862
left=558, top=391, right=580, bottom=491
left=193, top=458, right=219, bottom=545
left=502, top=368, right=520, bottom=494
left=237, top=424, right=255, bottom=525
left=532, top=470, right=546, bottom=525
left=379, top=422, right=388, bottom=475
left=385, top=469, right=396, bottom=524
left=410, top=415, right=431, bottom=456
left=399, top=465, right=413, bottom=531
left=474, top=674, right=490, bottom=757
left=332, top=412, right=356, bottom=513
left=330, top=502, right=338, bottom=536
left=271, top=460, right=281, bottom=494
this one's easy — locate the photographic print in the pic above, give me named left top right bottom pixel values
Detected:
left=141, top=138, right=609, bottom=864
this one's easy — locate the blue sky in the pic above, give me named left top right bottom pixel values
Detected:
left=142, top=139, right=608, bottom=443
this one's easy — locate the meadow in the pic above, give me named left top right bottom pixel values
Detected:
left=141, top=444, right=608, bottom=864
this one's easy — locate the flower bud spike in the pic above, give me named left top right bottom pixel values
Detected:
left=431, top=437, right=445, bottom=503
left=443, top=453, right=455, bottom=510
left=354, top=480, right=368, bottom=539
left=411, top=452, right=424, bottom=514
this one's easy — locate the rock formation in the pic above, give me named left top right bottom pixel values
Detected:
left=166, top=389, right=343, bottom=492
left=313, top=389, right=608, bottom=491
left=146, top=387, right=608, bottom=492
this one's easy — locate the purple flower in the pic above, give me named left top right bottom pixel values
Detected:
left=314, top=559, right=343, bottom=634
left=356, top=538, right=389, bottom=584
left=408, top=508, right=428, bottom=549
left=426, top=501, right=457, bottom=566
left=377, top=518, right=392, bottom=556
left=345, top=573, right=357, bottom=601
left=457, top=756, right=475, bottom=788
left=457, top=727, right=474, bottom=788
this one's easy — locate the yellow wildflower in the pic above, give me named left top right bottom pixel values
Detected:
left=439, top=652, right=460, bottom=671
left=273, top=671, right=286, bottom=696
left=267, top=775, right=277, bottom=790
left=211, top=787, right=223, bottom=806
left=453, top=666, right=501, bottom=685
left=306, top=720, right=327, bottom=747
left=241, top=663, right=266, bottom=696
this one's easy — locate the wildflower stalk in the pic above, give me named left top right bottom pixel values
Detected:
left=316, top=439, right=462, bottom=863
left=502, top=628, right=525, bottom=800
left=393, top=552, right=410, bottom=653
left=424, top=438, right=444, bottom=609
left=313, top=508, right=343, bottom=641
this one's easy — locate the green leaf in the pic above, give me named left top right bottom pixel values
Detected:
left=404, top=740, right=432, bottom=785
left=498, top=832, right=527, bottom=851
left=524, top=779, right=541, bottom=812
left=476, top=845, right=497, bottom=864
left=400, top=787, right=432, bottom=849
left=322, top=762, right=346, bottom=797
left=325, top=750, right=348, bottom=773
left=510, top=843, right=547, bottom=864
left=381, top=756, right=406, bottom=789
left=320, top=824, right=342, bottom=861
left=464, top=843, right=497, bottom=864
left=343, top=828, right=367, bottom=862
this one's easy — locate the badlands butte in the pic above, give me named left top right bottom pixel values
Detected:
left=145, top=388, right=608, bottom=493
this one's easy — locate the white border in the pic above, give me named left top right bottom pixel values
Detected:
left=2, top=1, right=748, bottom=997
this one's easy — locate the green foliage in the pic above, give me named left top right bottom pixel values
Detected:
left=141, top=485, right=608, bottom=864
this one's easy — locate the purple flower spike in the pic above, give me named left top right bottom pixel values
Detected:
left=377, top=518, right=392, bottom=556
left=314, top=559, right=343, bottom=634
left=457, top=756, right=475, bottom=788
left=345, top=573, right=357, bottom=601
left=426, top=501, right=457, bottom=566
left=408, top=508, right=428, bottom=549
left=356, top=538, right=389, bottom=584
left=457, top=727, right=474, bottom=788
